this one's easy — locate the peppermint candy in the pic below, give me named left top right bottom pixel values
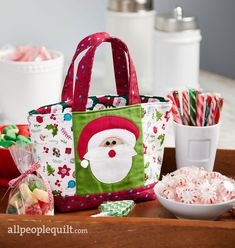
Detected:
left=220, top=180, right=235, bottom=197
left=177, top=187, right=199, bottom=204
left=160, top=167, right=235, bottom=204
left=162, top=187, right=175, bottom=200
left=199, top=189, right=217, bottom=204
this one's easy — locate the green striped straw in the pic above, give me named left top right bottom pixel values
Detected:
left=189, top=89, right=197, bottom=126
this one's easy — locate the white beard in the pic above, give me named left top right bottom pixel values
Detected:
left=83, top=144, right=137, bottom=184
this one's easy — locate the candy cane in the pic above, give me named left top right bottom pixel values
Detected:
left=182, top=90, right=190, bottom=125
left=189, top=89, right=197, bottom=126
left=172, top=90, right=182, bottom=117
left=167, top=93, right=183, bottom=124
left=214, top=97, right=224, bottom=124
left=207, top=97, right=216, bottom=126
left=204, top=95, right=212, bottom=126
left=196, top=93, right=205, bottom=126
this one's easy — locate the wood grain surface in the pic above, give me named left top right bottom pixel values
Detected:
left=0, top=148, right=234, bottom=248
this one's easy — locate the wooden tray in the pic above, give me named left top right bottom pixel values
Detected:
left=0, top=148, right=234, bottom=248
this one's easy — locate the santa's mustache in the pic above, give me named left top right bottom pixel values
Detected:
left=83, top=144, right=137, bottom=162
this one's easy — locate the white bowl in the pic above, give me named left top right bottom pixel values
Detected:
left=154, top=182, right=235, bottom=220
left=0, top=49, right=64, bottom=123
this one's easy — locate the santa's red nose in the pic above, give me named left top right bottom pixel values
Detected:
left=108, top=149, right=116, bottom=158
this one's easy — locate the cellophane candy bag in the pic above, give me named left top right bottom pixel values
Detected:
left=6, top=142, right=54, bottom=215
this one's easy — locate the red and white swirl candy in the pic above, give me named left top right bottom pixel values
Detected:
left=6, top=46, right=53, bottom=62
left=160, top=167, right=235, bottom=204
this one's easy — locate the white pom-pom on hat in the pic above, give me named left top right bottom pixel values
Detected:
left=81, top=159, right=89, bottom=168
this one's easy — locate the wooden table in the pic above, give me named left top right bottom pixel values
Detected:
left=0, top=148, right=234, bottom=248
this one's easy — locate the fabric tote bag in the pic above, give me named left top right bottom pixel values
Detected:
left=28, top=32, right=172, bottom=212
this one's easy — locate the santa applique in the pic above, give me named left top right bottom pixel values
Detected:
left=77, top=116, right=139, bottom=184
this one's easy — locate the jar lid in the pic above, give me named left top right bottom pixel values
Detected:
left=155, top=6, right=199, bottom=32
left=108, top=0, right=153, bottom=13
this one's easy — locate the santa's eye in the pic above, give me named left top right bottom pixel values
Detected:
left=112, top=141, right=116, bottom=145
left=106, top=141, right=110, bottom=146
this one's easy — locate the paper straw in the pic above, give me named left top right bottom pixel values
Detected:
left=189, top=89, right=197, bottom=126
left=196, top=93, right=205, bottom=126
left=167, top=93, right=183, bottom=124
left=182, top=90, right=190, bottom=125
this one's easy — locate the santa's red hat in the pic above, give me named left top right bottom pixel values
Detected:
left=77, top=116, right=139, bottom=167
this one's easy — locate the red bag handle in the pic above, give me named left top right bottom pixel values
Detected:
left=62, top=32, right=130, bottom=102
left=72, top=33, right=141, bottom=111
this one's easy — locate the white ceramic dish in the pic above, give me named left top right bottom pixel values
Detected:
left=0, top=49, right=64, bottom=123
left=154, top=182, right=235, bottom=220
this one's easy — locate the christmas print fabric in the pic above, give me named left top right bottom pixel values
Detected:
left=28, top=95, right=171, bottom=198
left=28, top=108, right=75, bottom=197
left=141, top=103, right=172, bottom=185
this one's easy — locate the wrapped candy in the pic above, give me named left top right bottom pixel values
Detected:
left=6, top=143, right=54, bottom=215
left=160, top=167, right=235, bottom=204
left=91, top=200, right=135, bottom=217
left=0, top=125, right=31, bottom=148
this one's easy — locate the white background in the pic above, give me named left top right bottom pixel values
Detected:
left=0, top=0, right=234, bottom=79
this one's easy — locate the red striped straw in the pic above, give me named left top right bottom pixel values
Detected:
left=207, top=97, right=216, bottom=126
left=182, top=90, right=190, bottom=125
left=196, top=93, right=205, bottom=126
left=167, top=93, right=183, bottom=124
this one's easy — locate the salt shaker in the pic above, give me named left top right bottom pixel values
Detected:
left=106, top=0, right=155, bottom=94
left=153, top=6, right=202, bottom=96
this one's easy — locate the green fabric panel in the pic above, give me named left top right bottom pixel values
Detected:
left=72, top=105, right=145, bottom=195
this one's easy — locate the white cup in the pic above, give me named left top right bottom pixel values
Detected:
left=174, top=122, right=220, bottom=172
left=0, top=50, right=64, bottom=124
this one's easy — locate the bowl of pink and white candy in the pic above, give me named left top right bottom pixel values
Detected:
left=0, top=45, right=64, bottom=123
left=154, top=167, right=235, bottom=220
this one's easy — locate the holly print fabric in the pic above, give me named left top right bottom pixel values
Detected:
left=28, top=95, right=171, bottom=198
left=141, top=103, right=172, bottom=185
left=28, top=108, right=75, bottom=197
